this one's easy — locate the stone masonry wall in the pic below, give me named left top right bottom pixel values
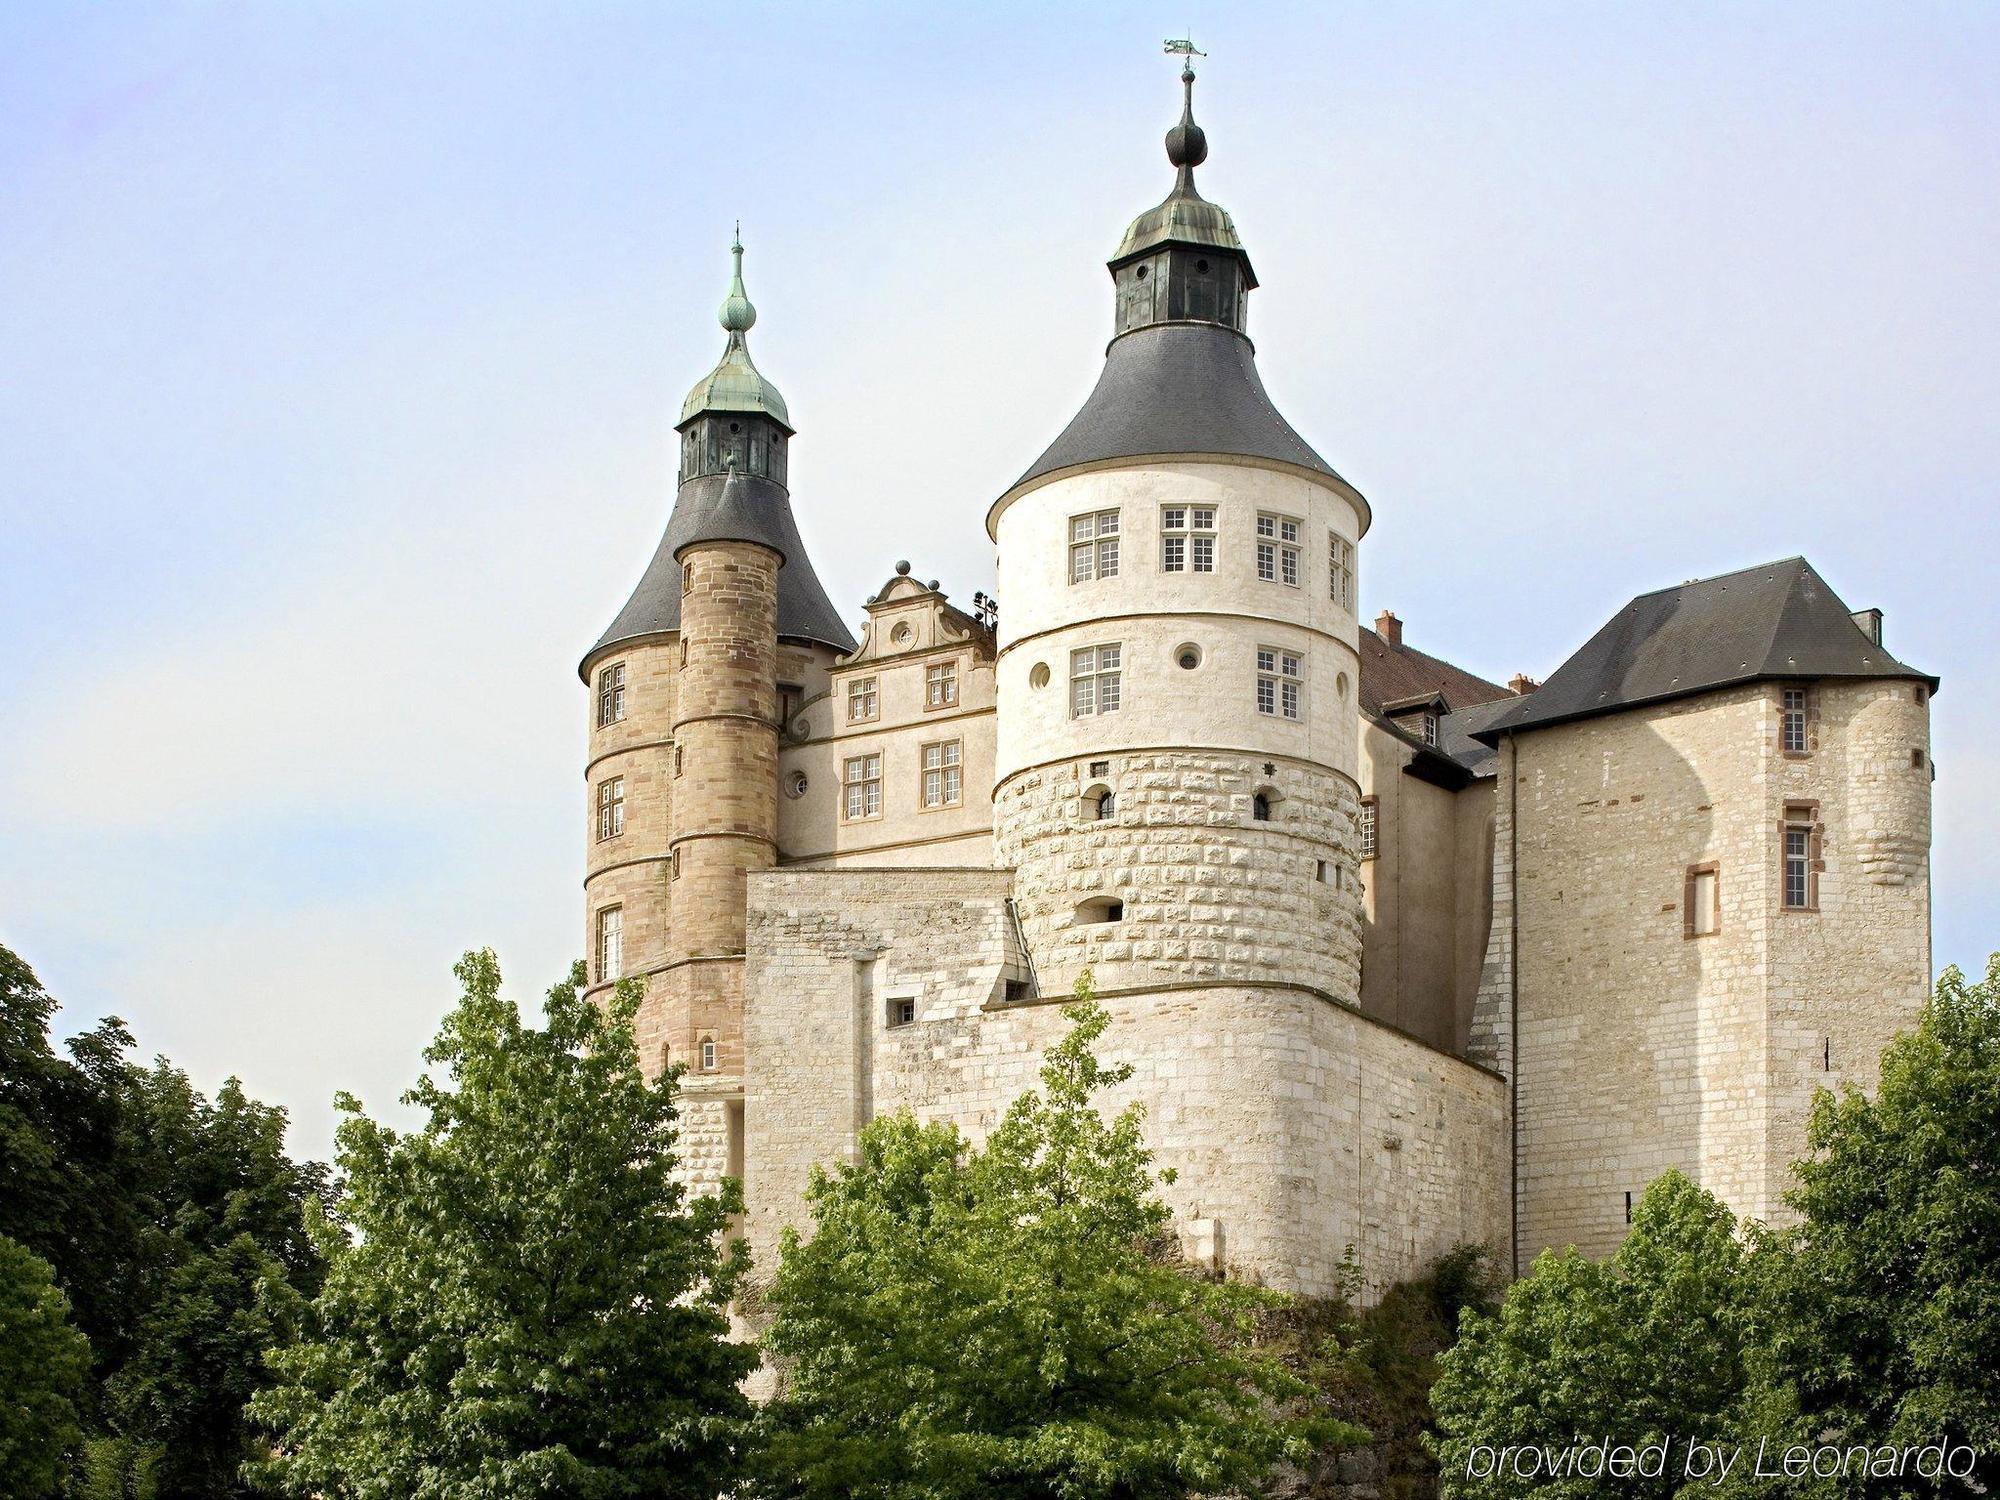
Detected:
left=743, top=868, right=1507, bottom=1302
left=996, top=750, right=1365, bottom=1003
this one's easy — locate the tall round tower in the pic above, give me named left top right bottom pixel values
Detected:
left=990, top=67, right=1373, bottom=1002
left=580, top=234, right=851, bottom=1094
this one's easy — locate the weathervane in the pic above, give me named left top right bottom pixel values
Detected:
left=1163, top=36, right=1206, bottom=72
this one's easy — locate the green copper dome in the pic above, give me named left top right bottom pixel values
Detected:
left=1110, top=66, right=1256, bottom=286
left=678, top=231, right=792, bottom=431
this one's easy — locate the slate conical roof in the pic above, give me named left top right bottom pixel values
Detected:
left=1472, top=557, right=1937, bottom=742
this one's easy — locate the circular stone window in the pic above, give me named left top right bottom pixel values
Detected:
left=785, top=771, right=809, bottom=799
left=1135, top=264, right=1149, bottom=280
left=1196, top=258, right=1210, bottom=273
left=1029, top=662, right=1051, bottom=689
left=1174, top=643, right=1203, bottom=671
left=891, top=622, right=914, bottom=645
left=729, top=420, right=741, bottom=433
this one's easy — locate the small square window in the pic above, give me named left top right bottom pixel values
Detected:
left=887, top=996, right=917, bottom=1028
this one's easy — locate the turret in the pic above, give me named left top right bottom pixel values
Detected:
left=989, top=66, right=1371, bottom=1000
left=579, top=234, right=852, bottom=1096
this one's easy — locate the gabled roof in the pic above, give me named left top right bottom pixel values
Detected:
left=1357, top=626, right=1513, bottom=720
left=1472, top=556, right=1937, bottom=744
left=581, top=471, right=855, bottom=675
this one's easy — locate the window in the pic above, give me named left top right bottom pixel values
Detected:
left=596, top=662, right=626, bottom=726
left=1781, top=687, right=1810, bottom=755
left=1070, top=644, right=1122, bottom=717
left=1252, top=793, right=1272, bottom=822
left=847, top=676, right=878, bottom=722
left=596, top=777, right=625, bottom=841
left=670, top=847, right=681, bottom=880
left=1783, top=807, right=1817, bottom=911
left=673, top=743, right=683, bottom=778
left=844, top=753, right=883, bottom=820
left=1329, top=533, right=1355, bottom=611
left=681, top=562, right=694, bottom=594
left=699, top=1036, right=717, bottom=1071
left=1421, top=713, right=1438, bottom=747
left=595, top=906, right=623, bottom=983
left=921, top=740, right=962, bottom=808
left=1069, top=510, right=1120, bottom=582
left=778, top=681, right=802, bottom=724
left=925, top=660, right=958, bottom=708
left=1257, top=513, right=1300, bottom=586
left=1085, top=784, right=1116, bottom=821
left=1685, top=864, right=1720, bottom=938
left=1161, top=505, right=1217, bottom=573
left=1359, top=798, right=1379, bottom=859
left=1076, top=897, right=1123, bottom=925
left=1256, top=647, right=1304, bottom=720
left=887, top=995, right=917, bottom=1028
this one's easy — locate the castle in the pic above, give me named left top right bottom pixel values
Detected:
left=577, top=70, right=1936, bottom=1294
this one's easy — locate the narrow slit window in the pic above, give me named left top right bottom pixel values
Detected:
left=1685, top=864, right=1719, bottom=937
left=1359, top=799, right=1379, bottom=859
left=1328, top=533, right=1355, bottom=611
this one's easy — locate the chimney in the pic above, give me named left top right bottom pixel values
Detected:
left=1851, top=608, right=1883, bottom=646
left=1375, top=609, right=1403, bottom=647
left=1508, top=673, right=1540, bottom=696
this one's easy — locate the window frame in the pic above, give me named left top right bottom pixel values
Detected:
left=1068, top=510, right=1121, bottom=584
left=596, top=662, right=627, bottom=727
left=699, top=1036, right=717, bottom=1072
left=1358, top=797, right=1379, bottom=860
left=920, top=739, right=963, bottom=810
left=595, top=905, right=623, bottom=983
left=924, top=658, right=960, bottom=711
left=1069, top=643, right=1123, bottom=718
left=1780, top=685, right=1812, bottom=757
left=1256, top=513, right=1301, bottom=587
left=1328, top=533, right=1355, bottom=611
left=1782, top=803, right=1820, bottom=912
left=1256, top=646, right=1305, bottom=721
left=843, top=751, right=884, bottom=821
left=1160, top=504, right=1217, bottom=574
left=596, top=776, right=625, bottom=841
left=846, top=675, right=879, bottom=723
left=1683, top=862, right=1721, bottom=939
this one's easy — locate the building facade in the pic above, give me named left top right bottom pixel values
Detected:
left=577, top=75, right=1936, bottom=1289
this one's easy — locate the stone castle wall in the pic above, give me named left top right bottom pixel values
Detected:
left=1476, top=679, right=1931, bottom=1263
left=996, top=749, right=1365, bottom=1002
left=742, top=868, right=1508, bottom=1301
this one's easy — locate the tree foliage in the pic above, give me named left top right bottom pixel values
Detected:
left=0, top=1234, right=93, bottom=1499
left=250, top=951, right=755, bottom=1500
left=755, top=979, right=1345, bottom=1500
left=1430, top=1171, right=1750, bottom=1499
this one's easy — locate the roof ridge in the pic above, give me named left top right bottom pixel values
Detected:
left=1622, top=554, right=1811, bottom=605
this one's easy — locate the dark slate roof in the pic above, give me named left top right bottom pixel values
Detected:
left=1472, top=556, right=1937, bottom=743
left=1357, top=625, right=1519, bottom=780
left=1004, top=322, right=1347, bottom=500
left=581, top=472, right=855, bottom=676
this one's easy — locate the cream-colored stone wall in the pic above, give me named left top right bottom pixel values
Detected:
left=992, top=460, right=1365, bottom=784
left=996, top=748, right=1364, bottom=1001
left=1480, top=679, right=1931, bottom=1263
left=743, top=868, right=1509, bottom=1302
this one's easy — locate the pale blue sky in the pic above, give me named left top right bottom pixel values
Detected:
left=2, top=3, right=1994, bottom=1160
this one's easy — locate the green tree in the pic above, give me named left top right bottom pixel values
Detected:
left=0, top=1234, right=92, bottom=1499
left=1734, top=957, right=2000, bottom=1495
left=250, top=951, right=755, bottom=1500
left=1429, top=1171, right=1750, bottom=1498
left=755, top=979, right=1344, bottom=1500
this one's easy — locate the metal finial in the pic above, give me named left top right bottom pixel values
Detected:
left=718, top=224, right=756, bottom=335
left=1162, top=41, right=1208, bottom=182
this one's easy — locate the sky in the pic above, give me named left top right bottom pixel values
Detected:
left=2, top=2, right=1995, bottom=1163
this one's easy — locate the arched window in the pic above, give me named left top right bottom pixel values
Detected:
left=1084, top=783, right=1115, bottom=821
left=1252, top=794, right=1271, bottom=822
left=1076, top=897, right=1124, bottom=925
left=699, top=1036, right=717, bottom=1071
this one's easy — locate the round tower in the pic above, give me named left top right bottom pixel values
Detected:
left=990, top=67, right=1372, bottom=1002
left=580, top=233, right=852, bottom=1086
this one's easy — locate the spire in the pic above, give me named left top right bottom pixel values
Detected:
left=679, top=227, right=791, bottom=433
left=1164, top=64, right=1208, bottom=197
left=718, top=221, right=756, bottom=334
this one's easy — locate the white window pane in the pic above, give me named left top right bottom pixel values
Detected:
left=1098, top=674, right=1120, bottom=712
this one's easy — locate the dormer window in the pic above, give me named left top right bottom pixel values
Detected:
left=1422, top=713, right=1437, bottom=747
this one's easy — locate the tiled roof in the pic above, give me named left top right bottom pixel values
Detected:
left=1472, top=556, right=1936, bottom=743
left=1357, top=627, right=1513, bottom=718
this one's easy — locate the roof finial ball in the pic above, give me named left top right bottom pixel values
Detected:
left=718, top=221, right=756, bottom=335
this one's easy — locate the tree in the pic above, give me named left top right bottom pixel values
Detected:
left=250, top=951, right=756, bottom=1499
left=1429, top=1171, right=1751, bottom=1498
left=0, top=1234, right=92, bottom=1499
left=755, top=979, right=1343, bottom=1500
left=1736, top=957, right=2000, bottom=1494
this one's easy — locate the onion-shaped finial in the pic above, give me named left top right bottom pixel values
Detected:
left=718, top=223, right=756, bottom=334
